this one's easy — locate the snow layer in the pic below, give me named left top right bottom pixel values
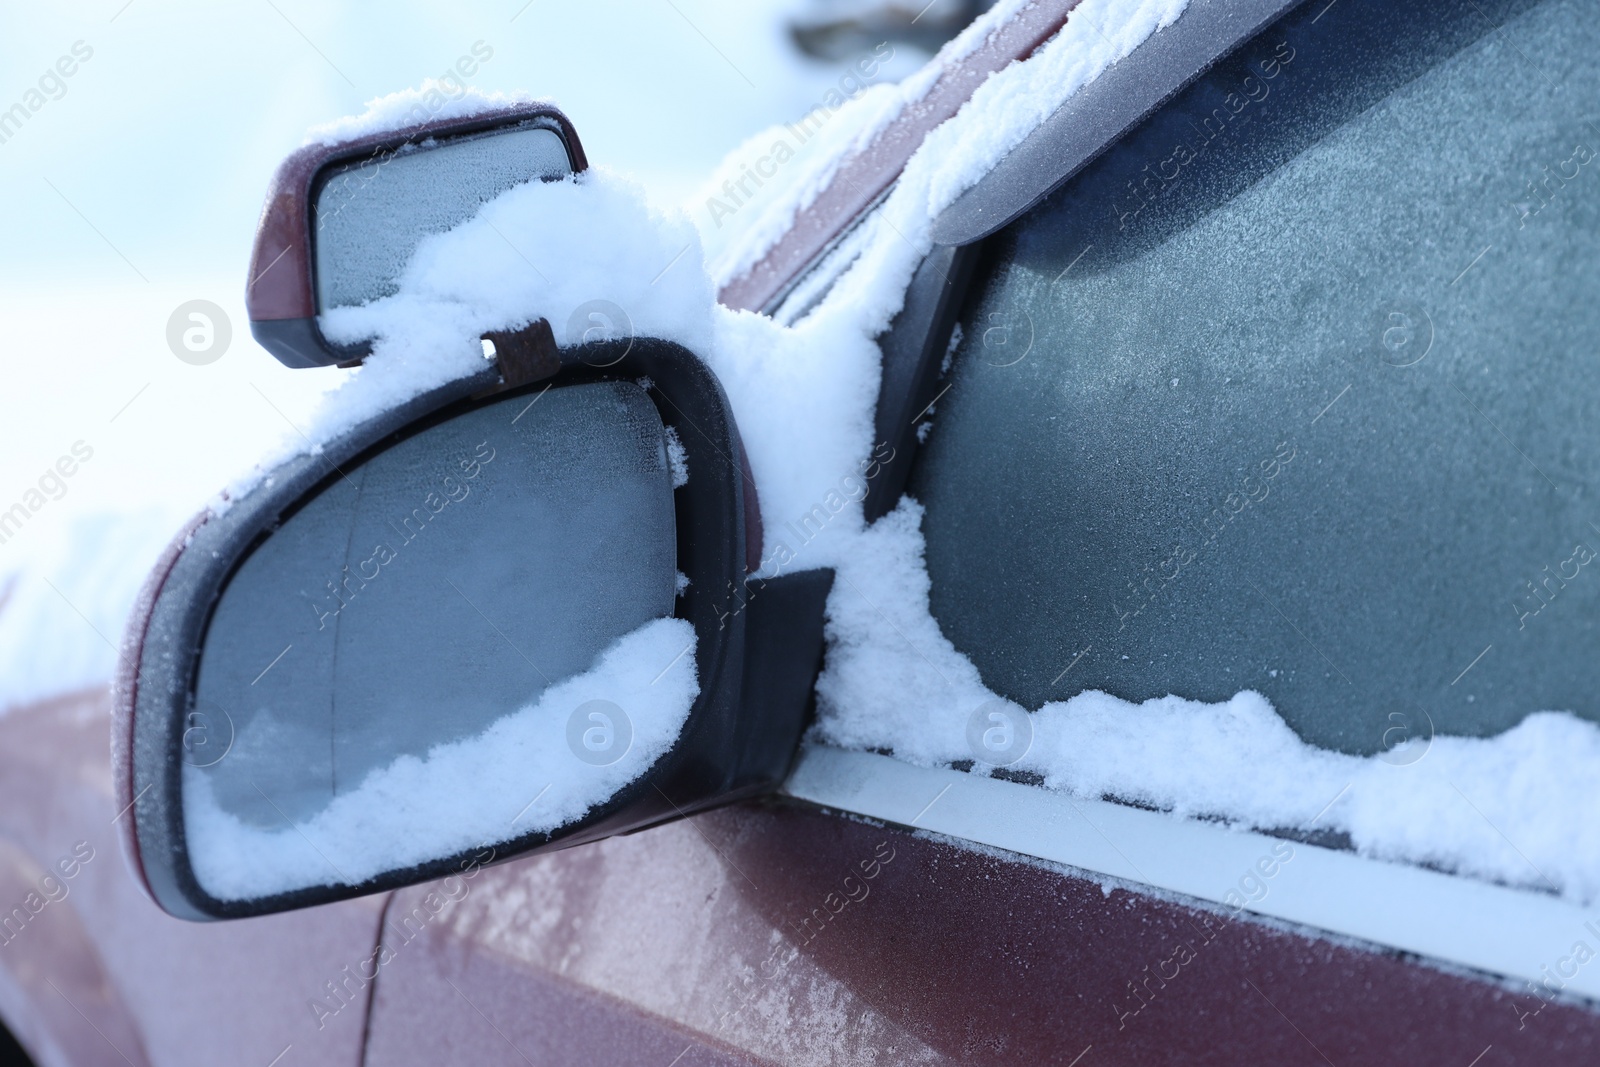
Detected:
left=694, top=82, right=905, bottom=289
left=25, top=0, right=1592, bottom=910
left=305, top=82, right=550, bottom=147
left=704, top=0, right=1600, bottom=907
left=693, top=0, right=1041, bottom=289
left=185, top=617, right=697, bottom=900
left=230, top=159, right=713, bottom=502
left=815, top=502, right=1600, bottom=902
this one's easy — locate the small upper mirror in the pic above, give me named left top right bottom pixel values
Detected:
left=313, top=125, right=572, bottom=312
left=182, top=379, right=691, bottom=903
left=245, top=104, right=586, bottom=369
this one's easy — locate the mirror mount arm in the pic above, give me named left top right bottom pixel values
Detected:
left=480, top=318, right=562, bottom=392
left=731, top=568, right=835, bottom=789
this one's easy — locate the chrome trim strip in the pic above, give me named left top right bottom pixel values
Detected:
left=786, top=745, right=1600, bottom=1001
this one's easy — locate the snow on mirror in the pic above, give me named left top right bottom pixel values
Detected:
left=182, top=380, right=695, bottom=902
left=314, top=125, right=572, bottom=312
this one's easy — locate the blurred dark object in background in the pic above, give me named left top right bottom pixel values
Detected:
left=786, top=0, right=998, bottom=61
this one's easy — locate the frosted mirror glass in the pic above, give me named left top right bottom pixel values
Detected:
left=313, top=125, right=572, bottom=311
left=181, top=381, right=696, bottom=902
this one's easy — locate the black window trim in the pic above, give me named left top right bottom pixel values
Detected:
left=930, top=0, right=1300, bottom=247
left=867, top=0, right=1303, bottom=521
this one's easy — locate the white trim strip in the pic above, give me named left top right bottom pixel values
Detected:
left=785, top=746, right=1600, bottom=1000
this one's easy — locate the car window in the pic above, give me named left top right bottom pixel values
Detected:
left=908, top=0, right=1600, bottom=755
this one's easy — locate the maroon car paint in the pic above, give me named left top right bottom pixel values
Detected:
left=361, top=802, right=1600, bottom=1065
left=110, top=512, right=204, bottom=908
left=0, top=832, right=149, bottom=1067
left=17, top=687, right=1600, bottom=1063
left=0, top=690, right=385, bottom=1067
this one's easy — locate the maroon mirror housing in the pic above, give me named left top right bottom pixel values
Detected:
left=245, top=102, right=588, bottom=369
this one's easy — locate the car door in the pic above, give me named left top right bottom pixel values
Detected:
left=361, top=0, right=1600, bottom=1061
left=357, top=799, right=1600, bottom=1065
left=0, top=684, right=389, bottom=1067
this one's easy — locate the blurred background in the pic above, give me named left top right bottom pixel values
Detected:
left=0, top=0, right=988, bottom=710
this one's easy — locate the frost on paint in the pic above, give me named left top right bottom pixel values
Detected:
left=185, top=617, right=698, bottom=901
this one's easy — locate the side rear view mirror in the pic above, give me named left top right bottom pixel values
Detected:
left=246, top=101, right=587, bottom=369
left=117, top=108, right=831, bottom=921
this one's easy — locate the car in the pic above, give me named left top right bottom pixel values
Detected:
left=4, top=0, right=1600, bottom=1062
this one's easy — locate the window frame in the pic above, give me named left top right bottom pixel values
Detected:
left=832, top=0, right=1600, bottom=998
left=866, top=0, right=1306, bottom=521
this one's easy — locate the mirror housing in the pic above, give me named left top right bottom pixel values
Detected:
left=245, top=103, right=588, bottom=369
left=127, top=99, right=834, bottom=922
left=116, top=337, right=830, bottom=920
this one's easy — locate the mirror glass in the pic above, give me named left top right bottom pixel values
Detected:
left=183, top=380, right=700, bottom=902
left=313, top=124, right=571, bottom=311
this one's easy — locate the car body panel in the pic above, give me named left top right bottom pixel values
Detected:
left=0, top=831, right=149, bottom=1067
left=6, top=0, right=1600, bottom=1061
left=11, top=688, right=1600, bottom=1064
left=0, top=689, right=385, bottom=1067
left=366, top=801, right=1600, bottom=1064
